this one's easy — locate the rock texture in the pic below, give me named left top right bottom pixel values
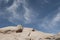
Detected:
left=0, top=25, right=60, bottom=40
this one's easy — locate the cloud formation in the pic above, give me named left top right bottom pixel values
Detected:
left=0, top=0, right=60, bottom=33
left=38, top=7, right=60, bottom=33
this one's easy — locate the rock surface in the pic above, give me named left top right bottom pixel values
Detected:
left=0, top=25, right=60, bottom=40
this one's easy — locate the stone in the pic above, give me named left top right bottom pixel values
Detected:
left=0, top=25, right=59, bottom=40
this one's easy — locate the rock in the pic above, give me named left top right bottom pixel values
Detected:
left=0, top=25, right=23, bottom=34
left=16, top=25, right=23, bottom=33
left=0, top=25, right=60, bottom=40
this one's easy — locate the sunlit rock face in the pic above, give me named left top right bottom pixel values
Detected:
left=0, top=25, right=60, bottom=40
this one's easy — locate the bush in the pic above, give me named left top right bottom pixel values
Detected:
left=45, top=37, right=51, bottom=39
left=56, top=38, right=60, bottom=40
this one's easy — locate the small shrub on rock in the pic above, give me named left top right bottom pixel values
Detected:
left=55, top=38, right=60, bottom=40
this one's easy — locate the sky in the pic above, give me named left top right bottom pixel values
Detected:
left=0, top=0, right=60, bottom=34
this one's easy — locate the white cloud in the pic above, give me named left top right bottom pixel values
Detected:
left=49, top=7, right=60, bottom=28
left=51, top=12, right=60, bottom=26
left=53, top=11, right=60, bottom=22
left=6, top=0, right=34, bottom=24
left=4, top=0, right=60, bottom=30
left=23, top=6, right=39, bottom=24
left=2, top=0, right=60, bottom=28
left=38, top=10, right=60, bottom=31
left=6, top=0, right=24, bottom=24
left=23, top=6, right=32, bottom=24
left=44, top=0, right=48, bottom=3
left=5, top=0, right=9, bottom=3
left=23, top=0, right=37, bottom=24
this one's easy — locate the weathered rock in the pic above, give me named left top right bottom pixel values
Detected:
left=0, top=25, right=23, bottom=34
left=0, top=25, right=59, bottom=40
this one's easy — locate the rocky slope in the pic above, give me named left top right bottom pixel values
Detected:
left=0, top=25, right=60, bottom=40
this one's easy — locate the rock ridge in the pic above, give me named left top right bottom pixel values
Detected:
left=0, top=25, right=59, bottom=40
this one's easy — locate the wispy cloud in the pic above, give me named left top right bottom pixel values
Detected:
left=38, top=7, right=60, bottom=32
left=6, top=0, right=35, bottom=24
left=44, top=0, right=48, bottom=3
left=0, top=0, right=60, bottom=33
left=6, top=0, right=24, bottom=24
left=24, top=7, right=32, bottom=24
left=24, top=7, right=39, bottom=24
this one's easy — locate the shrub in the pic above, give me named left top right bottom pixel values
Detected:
left=56, top=38, right=60, bottom=40
left=45, top=37, right=51, bottom=39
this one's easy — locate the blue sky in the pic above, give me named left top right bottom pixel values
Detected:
left=0, top=0, right=60, bottom=33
